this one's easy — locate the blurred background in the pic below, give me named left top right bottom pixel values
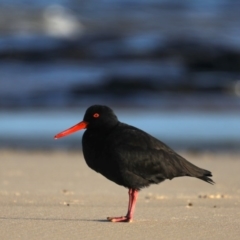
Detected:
left=0, top=0, right=240, bottom=151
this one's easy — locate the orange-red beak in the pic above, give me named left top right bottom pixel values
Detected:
left=54, top=121, right=88, bottom=139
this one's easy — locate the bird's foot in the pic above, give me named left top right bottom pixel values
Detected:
left=107, top=216, right=133, bottom=223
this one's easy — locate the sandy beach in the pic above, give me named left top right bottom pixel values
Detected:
left=0, top=150, right=239, bottom=240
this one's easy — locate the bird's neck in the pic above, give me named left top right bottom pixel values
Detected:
left=88, top=121, right=119, bottom=134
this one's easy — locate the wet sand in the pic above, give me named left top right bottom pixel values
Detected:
left=0, top=150, right=239, bottom=240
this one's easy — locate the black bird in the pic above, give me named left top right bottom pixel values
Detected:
left=54, top=105, right=214, bottom=222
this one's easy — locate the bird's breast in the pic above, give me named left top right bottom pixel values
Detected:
left=82, top=130, right=109, bottom=172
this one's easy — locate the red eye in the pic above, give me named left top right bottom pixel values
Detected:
left=93, top=113, right=100, bottom=118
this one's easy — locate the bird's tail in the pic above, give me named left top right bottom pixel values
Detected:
left=197, top=175, right=215, bottom=184
left=178, top=158, right=215, bottom=185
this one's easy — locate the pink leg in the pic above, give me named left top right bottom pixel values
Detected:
left=107, top=188, right=138, bottom=223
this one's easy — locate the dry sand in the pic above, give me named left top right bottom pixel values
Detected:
left=0, top=150, right=240, bottom=240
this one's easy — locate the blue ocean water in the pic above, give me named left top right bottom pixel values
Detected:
left=1, top=109, right=239, bottom=150
left=0, top=0, right=239, bottom=152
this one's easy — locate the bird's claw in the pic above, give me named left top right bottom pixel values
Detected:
left=107, top=216, right=133, bottom=223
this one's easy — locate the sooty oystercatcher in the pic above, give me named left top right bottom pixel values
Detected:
left=54, top=105, right=214, bottom=222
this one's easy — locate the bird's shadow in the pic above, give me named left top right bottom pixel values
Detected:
left=0, top=216, right=110, bottom=223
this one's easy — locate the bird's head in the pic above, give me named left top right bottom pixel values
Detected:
left=54, top=105, right=118, bottom=139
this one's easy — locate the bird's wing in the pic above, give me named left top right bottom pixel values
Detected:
left=106, top=124, right=186, bottom=182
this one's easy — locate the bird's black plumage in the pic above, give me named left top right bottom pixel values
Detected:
left=55, top=105, right=214, bottom=222
left=82, top=105, right=214, bottom=190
